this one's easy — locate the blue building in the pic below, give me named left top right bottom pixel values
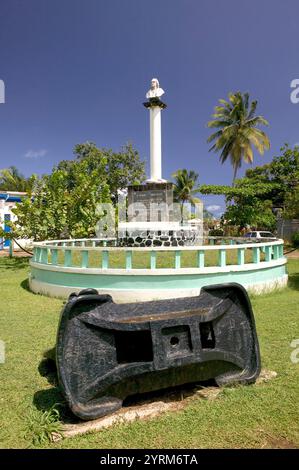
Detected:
left=0, top=191, right=26, bottom=250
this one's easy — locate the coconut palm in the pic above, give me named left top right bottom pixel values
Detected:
left=207, top=92, right=270, bottom=183
left=0, top=166, right=32, bottom=192
left=172, top=169, right=201, bottom=222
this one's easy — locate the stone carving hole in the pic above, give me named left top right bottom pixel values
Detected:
left=170, top=336, right=180, bottom=346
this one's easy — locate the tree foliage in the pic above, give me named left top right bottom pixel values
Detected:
left=245, top=143, right=299, bottom=208
left=200, top=144, right=299, bottom=230
left=207, top=91, right=270, bottom=182
left=200, top=182, right=279, bottom=198
left=0, top=166, right=35, bottom=192
left=224, top=198, right=276, bottom=231
left=8, top=158, right=111, bottom=241
left=0, top=142, right=145, bottom=241
left=283, top=186, right=299, bottom=219
left=172, top=169, right=201, bottom=205
left=172, top=169, right=201, bottom=222
left=58, top=142, right=146, bottom=203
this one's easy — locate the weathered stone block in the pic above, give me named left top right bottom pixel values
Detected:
left=56, top=284, right=261, bottom=420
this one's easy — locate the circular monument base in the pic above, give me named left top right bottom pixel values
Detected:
left=29, top=255, right=288, bottom=303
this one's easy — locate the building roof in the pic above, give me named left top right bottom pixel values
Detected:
left=0, top=191, right=27, bottom=202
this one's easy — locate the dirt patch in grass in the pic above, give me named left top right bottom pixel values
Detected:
left=265, top=436, right=298, bottom=449
left=285, top=249, right=299, bottom=259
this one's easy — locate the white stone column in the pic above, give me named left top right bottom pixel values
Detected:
left=149, top=106, right=162, bottom=181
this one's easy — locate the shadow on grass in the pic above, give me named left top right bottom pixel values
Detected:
left=34, top=357, right=76, bottom=423
left=34, top=359, right=60, bottom=409
left=20, top=278, right=32, bottom=293
left=33, top=388, right=76, bottom=424
left=288, top=273, right=299, bottom=291
left=0, top=256, right=30, bottom=271
left=38, top=357, right=57, bottom=387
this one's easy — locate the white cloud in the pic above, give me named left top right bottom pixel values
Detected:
left=206, top=205, right=221, bottom=212
left=24, top=149, right=47, bottom=158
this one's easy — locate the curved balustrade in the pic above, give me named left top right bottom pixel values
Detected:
left=32, top=237, right=285, bottom=270
left=29, top=237, right=288, bottom=301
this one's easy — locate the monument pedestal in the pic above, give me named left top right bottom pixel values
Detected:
left=127, top=182, right=174, bottom=222
left=118, top=182, right=199, bottom=247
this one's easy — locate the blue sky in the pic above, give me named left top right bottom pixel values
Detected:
left=0, top=0, right=298, bottom=215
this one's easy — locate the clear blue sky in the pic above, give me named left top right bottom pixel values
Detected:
left=0, top=0, right=298, bottom=215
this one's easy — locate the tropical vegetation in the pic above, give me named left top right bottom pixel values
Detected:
left=0, top=143, right=145, bottom=241
left=207, top=92, right=270, bottom=182
left=201, top=144, right=299, bottom=232
left=57, top=142, right=145, bottom=203
left=0, top=166, right=35, bottom=192
left=172, top=169, right=201, bottom=222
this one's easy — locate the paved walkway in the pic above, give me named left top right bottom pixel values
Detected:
left=285, top=249, right=299, bottom=259
left=0, top=250, right=31, bottom=258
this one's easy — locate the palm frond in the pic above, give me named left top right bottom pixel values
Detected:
left=207, top=119, right=232, bottom=129
left=246, top=116, right=269, bottom=127
left=248, top=100, right=257, bottom=119
left=206, top=130, right=223, bottom=144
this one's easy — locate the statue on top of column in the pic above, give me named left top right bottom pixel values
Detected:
left=146, top=78, right=165, bottom=99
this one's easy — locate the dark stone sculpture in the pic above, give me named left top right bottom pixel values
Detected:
left=56, top=283, right=261, bottom=421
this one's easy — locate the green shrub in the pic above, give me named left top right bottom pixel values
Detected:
left=291, top=231, right=299, bottom=248
left=209, top=228, right=224, bottom=236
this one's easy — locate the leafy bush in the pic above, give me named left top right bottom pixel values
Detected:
left=2, top=142, right=145, bottom=241
left=291, top=231, right=299, bottom=248
left=209, top=228, right=224, bottom=236
left=223, top=225, right=239, bottom=237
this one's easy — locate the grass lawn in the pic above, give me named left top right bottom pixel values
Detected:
left=56, top=246, right=265, bottom=269
left=0, top=255, right=298, bottom=448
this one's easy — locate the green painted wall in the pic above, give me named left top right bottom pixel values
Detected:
left=30, top=264, right=287, bottom=291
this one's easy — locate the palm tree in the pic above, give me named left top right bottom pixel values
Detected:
left=172, top=169, right=201, bottom=223
left=0, top=166, right=33, bottom=192
left=207, top=92, right=270, bottom=183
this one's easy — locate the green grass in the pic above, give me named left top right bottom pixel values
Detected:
left=0, top=255, right=298, bottom=448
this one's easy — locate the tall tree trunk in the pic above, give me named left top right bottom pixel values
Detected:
left=232, top=166, right=238, bottom=186
left=180, top=201, right=184, bottom=225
